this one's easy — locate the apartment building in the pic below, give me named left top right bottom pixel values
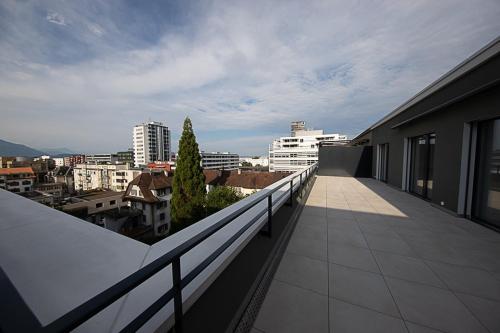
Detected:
left=73, top=163, right=141, bottom=192
left=0, top=167, right=35, bottom=193
left=133, top=121, right=171, bottom=167
left=116, top=150, right=134, bottom=166
left=63, top=154, right=85, bottom=167
left=122, top=172, right=172, bottom=236
left=269, top=123, right=348, bottom=172
left=200, top=151, right=239, bottom=170
left=53, top=157, right=65, bottom=167
left=85, top=154, right=119, bottom=164
left=0, top=156, right=16, bottom=168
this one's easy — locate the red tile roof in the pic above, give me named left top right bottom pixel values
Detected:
left=0, top=167, right=35, bottom=176
left=204, top=170, right=289, bottom=189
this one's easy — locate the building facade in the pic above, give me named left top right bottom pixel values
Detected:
left=122, top=172, right=172, bottom=236
left=53, top=158, right=65, bottom=167
left=269, top=124, right=348, bottom=172
left=63, top=155, right=85, bottom=167
left=200, top=152, right=239, bottom=170
left=73, top=164, right=141, bottom=192
left=116, top=150, right=135, bottom=166
left=0, top=167, right=35, bottom=193
left=133, top=121, right=171, bottom=167
left=239, top=156, right=269, bottom=167
left=349, top=37, right=500, bottom=230
left=85, top=154, right=119, bottom=164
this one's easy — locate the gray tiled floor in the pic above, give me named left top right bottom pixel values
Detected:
left=254, top=176, right=500, bottom=333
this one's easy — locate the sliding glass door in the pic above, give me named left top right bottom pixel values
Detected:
left=377, top=143, right=389, bottom=182
left=410, top=133, right=436, bottom=200
left=473, top=119, right=500, bottom=228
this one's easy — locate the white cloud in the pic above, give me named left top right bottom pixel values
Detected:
left=1, top=0, right=500, bottom=154
left=46, top=11, right=67, bottom=26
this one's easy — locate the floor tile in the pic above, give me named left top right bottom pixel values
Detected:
left=425, top=260, right=500, bottom=301
left=386, top=277, right=487, bottom=333
left=330, top=298, right=407, bottom=333
left=330, top=264, right=399, bottom=316
left=327, top=218, right=360, bottom=233
left=254, top=280, right=328, bottom=333
left=302, top=206, right=327, bottom=217
left=292, top=224, right=328, bottom=242
left=275, top=253, right=328, bottom=295
left=328, top=228, right=368, bottom=248
left=405, top=322, right=444, bottom=333
left=364, top=233, right=415, bottom=256
left=297, top=214, right=327, bottom=229
left=456, top=292, right=500, bottom=333
left=328, top=243, right=379, bottom=273
left=287, top=234, right=327, bottom=262
left=373, top=252, right=445, bottom=288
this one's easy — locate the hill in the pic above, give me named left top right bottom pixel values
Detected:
left=0, top=139, right=45, bottom=157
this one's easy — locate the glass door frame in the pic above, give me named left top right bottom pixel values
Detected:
left=409, top=133, right=436, bottom=200
left=470, top=117, right=500, bottom=230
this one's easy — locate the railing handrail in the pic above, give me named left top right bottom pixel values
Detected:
left=0, top=163, right=318, bottom=333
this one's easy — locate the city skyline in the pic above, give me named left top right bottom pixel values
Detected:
left=1, top=1, right=500, bottom=155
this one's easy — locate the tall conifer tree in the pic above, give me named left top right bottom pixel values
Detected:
left=171, top=117, right=206, bottom=230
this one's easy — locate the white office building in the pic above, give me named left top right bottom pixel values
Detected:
left=269, top=122, right=348, bottom=172
left=73, top=163, right=141, bottom=192
left=133, top=121, right=171, bottom=167
left=200, top=152, right=239, bottom=170
left=239, top=156, right=269, bottom=167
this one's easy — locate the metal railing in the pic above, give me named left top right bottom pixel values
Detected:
left=0, top=163, right=317, bottom=333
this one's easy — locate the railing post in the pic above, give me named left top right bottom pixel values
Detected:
left=267, top=195, right=272, bottom=237
left=288, top=180, right=293, bottom=206
left=299, top=173, right=303, bottom=198
left=172, top=257, right=183, bottom=333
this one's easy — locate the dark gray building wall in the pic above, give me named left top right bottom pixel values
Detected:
left=318, top=146, right=372, bottom=177
left=368, top=58, right=500, bottom=213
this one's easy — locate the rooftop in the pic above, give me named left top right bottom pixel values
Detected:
left=204, top=170, right=289, bottom=189
left=253, top=176, right=500, bottom=333
left=77, top=190, right=125, bottom=201
left=0, top=167, right=35, bottom=175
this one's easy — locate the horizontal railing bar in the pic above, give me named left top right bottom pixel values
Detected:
left=181, top=207, right=268, bottom=289
left=118, top=289, right=174, bottom=333
left=19, top=164, right=316, bottom=333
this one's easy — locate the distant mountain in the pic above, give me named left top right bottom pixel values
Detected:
left=0, top=139, right=45, bottom=157
left=38, top=147, right=77, bottom=156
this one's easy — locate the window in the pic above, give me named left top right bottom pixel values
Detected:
left=142, top=215, right=146, bottom=222
left=110, top=200, right=116, bottom=205
left=96, top=203, right=103, bottom=208
left=24, top=187, right=30, bottom=191
left=22, top=180, right=31, bottom=185
left=160, top=213, right=165, bottom=221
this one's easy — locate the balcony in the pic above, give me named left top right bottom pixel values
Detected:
left=253, top=176, right=500, bottom=333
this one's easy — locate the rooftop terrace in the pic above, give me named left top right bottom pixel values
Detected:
left=254, top=176, right=500, bottom=333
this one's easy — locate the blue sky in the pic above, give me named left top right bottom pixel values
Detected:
left=0, top=0, right=499, bottom=155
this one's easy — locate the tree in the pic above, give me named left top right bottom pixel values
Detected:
left=206, top=186, right=244, bottom=215
left=241, top=161, right=252, bottom=167
left=171, top=117, right=206, bottom=231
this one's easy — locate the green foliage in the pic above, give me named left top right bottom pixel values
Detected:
left=171, top=117, right=206, bottom=230
left=241, top=161, right=252, bottom=167
left=206, top=186, right=244, bottom=215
